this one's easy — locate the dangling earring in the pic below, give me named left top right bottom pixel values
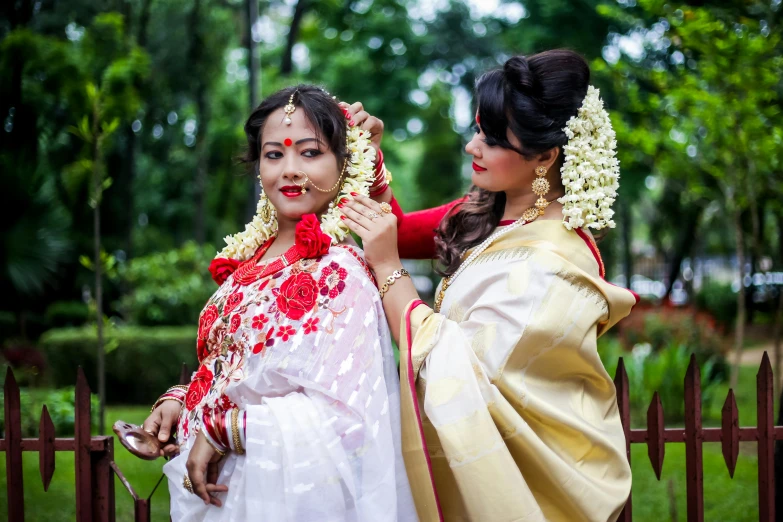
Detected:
left=523, top=165, right=551, bottom=221
left=257, top=168, right=277, bottom=228
left=533, top=165, right=551, bottom=215
left=258, top=190, right=276, bottom=225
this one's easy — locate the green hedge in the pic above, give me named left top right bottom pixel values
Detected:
left=39, top=326, right=197, bottom=404
left=0, top=387, right=99, bottom=437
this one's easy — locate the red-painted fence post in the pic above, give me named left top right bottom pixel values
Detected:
left=614, top=358, right=632, bottom=522
left=684, top=354, right=704, bottom=522
left=75, top=367, right=94, bottom=522
left=757, top=353, right=775, bottom=522
left=4, top=367, right=25, bottom=522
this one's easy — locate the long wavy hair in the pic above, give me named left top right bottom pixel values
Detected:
left=434, top=50, right=590, bottom=276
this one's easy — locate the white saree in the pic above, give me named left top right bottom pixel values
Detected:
left=163, top=245, right=416, bottom=521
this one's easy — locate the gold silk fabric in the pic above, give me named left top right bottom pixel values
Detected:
left=399, top=221, right=636, bottom=522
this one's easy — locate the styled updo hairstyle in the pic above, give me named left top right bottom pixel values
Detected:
left=434, top=50, right=590, bottom=276
left=241, top=84, right=348, bottom=172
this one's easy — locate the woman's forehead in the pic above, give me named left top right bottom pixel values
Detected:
left=262, top=107, right=319, bottom=142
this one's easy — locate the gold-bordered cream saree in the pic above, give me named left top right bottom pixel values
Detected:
left=399, top=220, right=637, bottom=522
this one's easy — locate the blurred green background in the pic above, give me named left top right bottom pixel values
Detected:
left=1, top=0, right=782, bottom=520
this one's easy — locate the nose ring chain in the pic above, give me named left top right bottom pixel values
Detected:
left=293, top=158, right=348, bottom=194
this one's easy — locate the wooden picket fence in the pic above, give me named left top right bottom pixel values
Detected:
left=1, top=355, right=781, bottom=521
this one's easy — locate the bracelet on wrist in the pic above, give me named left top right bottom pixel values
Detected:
left=378, top=268, right=410, bottom=299
left=151, top=385, right=188, bottom=413
left=229, top=408, right=245, bottom=455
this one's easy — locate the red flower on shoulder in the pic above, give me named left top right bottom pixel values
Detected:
left=276, top=273, right=318, bottom=320
left=229, top=314, right=242, bottom=334
left=295, top=214, right=332, bottom=259
left=209, top=258, right=240, bottom=286
left=224, top=292, right=244, bottom=315
left=185, top=365, right=213, bottom=410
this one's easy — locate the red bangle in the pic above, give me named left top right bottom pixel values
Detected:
left=370, top=183, right=390, bottom=197
left=202, top=408, right=229, bottom=452
left=374, top=149, right=384, bottom=175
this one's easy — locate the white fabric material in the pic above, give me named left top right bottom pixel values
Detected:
left=164, top=246, right=416, bottom=521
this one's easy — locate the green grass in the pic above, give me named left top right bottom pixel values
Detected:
left=0, top=366, right=771, bottom=521
left=0, top=406, right=171, bottom=522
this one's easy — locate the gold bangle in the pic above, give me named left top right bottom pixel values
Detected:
left=150, top=397, right=184, bottom=414
left=378, top=268, right=410, bottom=299
left=231, top=408, right=245, bottom=455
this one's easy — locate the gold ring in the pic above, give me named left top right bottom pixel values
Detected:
left=379, top=202, right=392, bottom=214
left=183, top=474, right=194, bottom=494
left=367, top=211, right=380, bottom=220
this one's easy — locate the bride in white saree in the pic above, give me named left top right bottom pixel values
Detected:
left=142, top=85, right=415, bottom=522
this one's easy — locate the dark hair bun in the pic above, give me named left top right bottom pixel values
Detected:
left=503, top=56, right=536, bottom=94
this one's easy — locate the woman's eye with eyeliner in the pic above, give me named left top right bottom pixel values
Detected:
left=302, top=149, right=322, bottom=158
left=265, top=151, right=282, bottom=159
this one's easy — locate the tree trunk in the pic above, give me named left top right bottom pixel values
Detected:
left=664, top=206, right=702, bottom=301
left=621, top=198, right=633, bottom=289
left=730, top=207, right=747, bottom=390
left=246, top=0, right=262, bottom=213
left=280, top=0, right=308, bottom=75
left=124, top=0, right=153, bottom=257
left=92, top=111, right=106, bottom=435
left=774, top=210, right=783, bottom=396
left=188, top=0, right=209, bottom=244
left=193, top=84, right=209, bottom=244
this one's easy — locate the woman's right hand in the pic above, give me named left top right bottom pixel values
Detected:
left=339, top=101, right=393, bottom=203
left=142, top=400, right=182, bottom=457
left=339, top=101, right=384, bottom=153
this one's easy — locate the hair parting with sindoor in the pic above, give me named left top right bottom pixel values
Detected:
left=434, top=49, right=590, bottom=277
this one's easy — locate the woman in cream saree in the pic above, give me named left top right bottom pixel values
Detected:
left=339, top=50, right=637, bottom=521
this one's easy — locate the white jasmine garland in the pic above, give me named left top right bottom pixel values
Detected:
left=216, top=125, right=376, bottom=261
left=558, top=86, right=620, bottom=231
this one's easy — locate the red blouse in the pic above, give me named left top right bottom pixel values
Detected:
left=391, top=196, right=516, bottom=259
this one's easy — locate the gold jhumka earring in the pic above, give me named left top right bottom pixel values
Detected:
left=257, top=167, right=277, bottom=227
left=522, top=165, right=551, bottom=221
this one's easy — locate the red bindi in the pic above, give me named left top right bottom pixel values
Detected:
left=283, top=138, right=293, bottom=147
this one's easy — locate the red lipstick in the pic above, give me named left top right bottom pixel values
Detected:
left=280, top=185, right=304, bottom=198
left=472, top=162, right=487, bottom=172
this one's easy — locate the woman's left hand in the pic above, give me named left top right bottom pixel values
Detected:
left=339, top=194, right=400, bottom=276
left=185, top=432, right=229, bottom=506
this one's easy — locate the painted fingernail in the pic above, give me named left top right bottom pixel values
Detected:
left=337, top=203, right=344, bottom=208
left=340, top=216, right=345, bottom=220
left=350, top=192, right=358, bottom=196
left=349, top=120, right=356, bottom=127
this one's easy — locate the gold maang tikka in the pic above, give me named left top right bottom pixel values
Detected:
left=283, top=92, right=296, bottom=125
